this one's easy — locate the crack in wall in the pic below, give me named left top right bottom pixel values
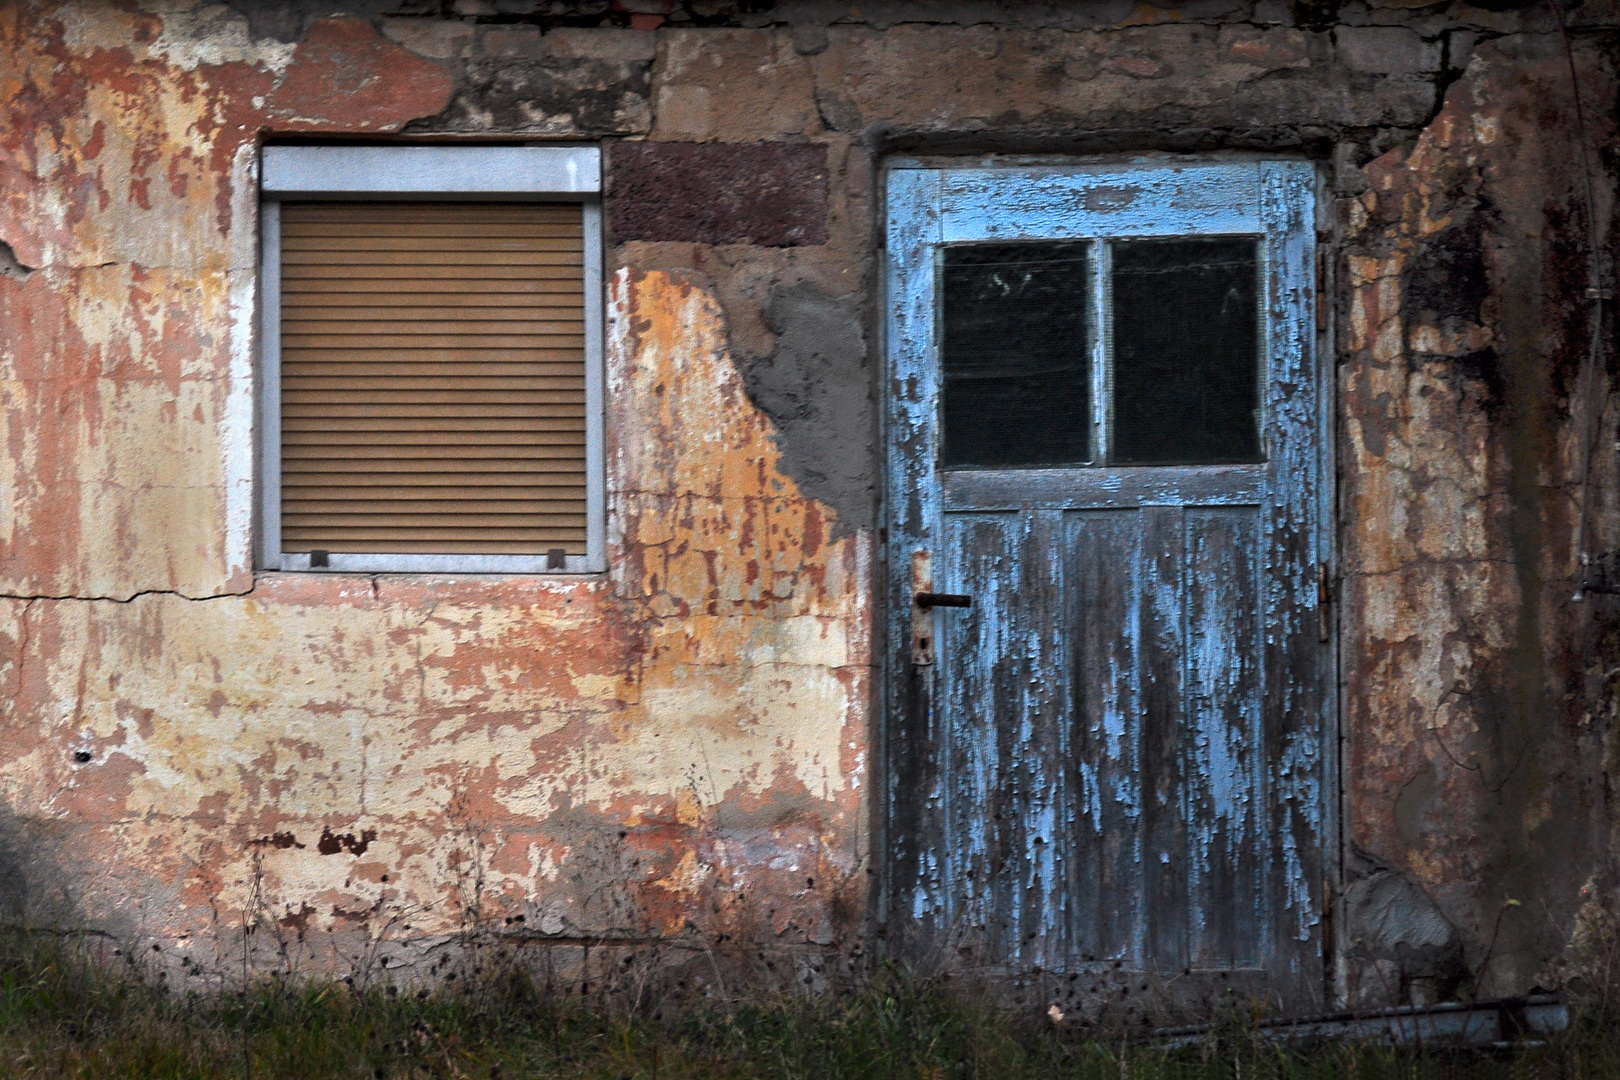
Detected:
left=0, top=586, right=257, bottom=605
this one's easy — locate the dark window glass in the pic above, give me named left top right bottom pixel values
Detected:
left=941, top=242, right=1092, bottom=468
left=1111, top=238, right=1262, bottom=465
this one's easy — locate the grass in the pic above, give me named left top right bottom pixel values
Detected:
left=0, top=930, right=1615, bottom=1079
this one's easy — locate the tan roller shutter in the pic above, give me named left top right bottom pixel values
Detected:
left=279, top=202, right=586, bottom=555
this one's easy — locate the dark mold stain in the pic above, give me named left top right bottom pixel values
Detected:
left=250, top=832, right=306, bottom=850
left=1436, top=348, right=1505, bottom=415
left=279, top=902, right=316, bottom=937
left=318, top=828, right=377, bottom=855
left=1403, top=215, right=1489, bottom=328
left=1293, top=0, right=1342, bottom=34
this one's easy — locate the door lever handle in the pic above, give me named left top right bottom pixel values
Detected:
left=915, top=592, right=972, bottom=609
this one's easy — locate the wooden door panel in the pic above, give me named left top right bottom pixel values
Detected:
left=940, top=510, right=1070, bottom=968
left=1185, top=505, right=1265, bottom=968
left=1065, top=509, right=1142, bottom=964
left=939, top=512, right=1025, bottom=959
left=1139, top=505, right=1192, bottom=973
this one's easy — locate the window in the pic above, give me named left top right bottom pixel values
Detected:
left=939, top=235, right=1263, bottom=470
left=259, top=145, right=603, bottom=573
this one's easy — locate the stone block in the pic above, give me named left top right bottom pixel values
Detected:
left=1335, top=25, right=1439, bottom=74
left=542, top=28, right=659, bottom=63
left=456, top=58, right=653, bottom=135
left=653, top=84, right=712, bottom=139
left=482, top=25, right=544, bottom=59
left=609, top=142, right=829, bottom=246
left=1447, top=30, right=1479, bottom=73
left=1218, top=25, right=1310, bottom=69
left=652, top=29, right=817, bottom=141
left=381, top=18, right=475, bottom=60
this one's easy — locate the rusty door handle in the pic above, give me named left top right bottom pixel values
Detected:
left=915, top=592, right=972, bottom=609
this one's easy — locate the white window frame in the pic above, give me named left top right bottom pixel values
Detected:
left=258, top=145, right=605, bottom=574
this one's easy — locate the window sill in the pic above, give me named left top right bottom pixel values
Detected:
left=269, top=553, right=604, bottom=575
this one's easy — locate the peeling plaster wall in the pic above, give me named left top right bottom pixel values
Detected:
left=1339, top=36, right=1620, bottom=1002
left=3, top=0, right=1620, bottom=1007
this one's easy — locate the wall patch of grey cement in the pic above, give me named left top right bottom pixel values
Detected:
left=1340, top=848, right=1466, bottom=1007
left=735, top=281, right=875, bottom=534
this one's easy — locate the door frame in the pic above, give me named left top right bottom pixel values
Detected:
left=874, top=154, right=1340, bottom=1004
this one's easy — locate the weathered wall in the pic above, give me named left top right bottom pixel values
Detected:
left=1339, top=34, right=1620, bottom=1002
left=2, top=0, right=1619, bottom=1009
left=0, top=3, right=870, bottom=991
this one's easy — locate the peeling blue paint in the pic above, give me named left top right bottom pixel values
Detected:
left=883, top=161, right=1331, bottom=1007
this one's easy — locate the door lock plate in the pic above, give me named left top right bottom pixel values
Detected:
left=911, top=551, right=936, bottom=666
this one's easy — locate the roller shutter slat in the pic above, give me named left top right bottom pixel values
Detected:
left=282, top=378, right=582, bottom=393
left=284, top=320, right=583, bottom=336
left=282, top=232, right=582, bottom=245
left=283, top=425, right=584, bottom=440
left=282, top=225, right=583, bottom=239
left=286, top=466, right=586, bottom=478
left=283, top=205, right=578, bottom=222
left=281, top=524, right=584, bottom=537
left=283, top=363, right=581, bottom=377
left=281, top=296, right=585, bottom=309
left=284, top=409, right=581, bottom=422
left=283, top=265, right=580, bottom=282
left=283, top=333, right=583, bottom=349
left=279, top=202, right=587, bottom=556
left=284, top=278, right=579, bottom=295
left=284, top=395, right=583, bottom=411
left=285, top=307, right=583, bottom=320
left=282, top=352, right=585, bottom=363
left=277, top=542, right=576, bottom=554
left=283, top=446, right=582, bottom=460
left=285, top=467, right=582, bottom=479
left=286, top=502, right=587, bottom=516
left=285, top=476, right=584, bottom=487
left=282, top=305, right=581, bottom=321
left=283, top=462, right=589, bottom=477
left=282, top=252, right=581, bottom=269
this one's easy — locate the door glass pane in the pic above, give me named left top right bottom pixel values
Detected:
left=941, top=242, right=1092, bottom=468
left=1111, top=238, right=1262, bottom=465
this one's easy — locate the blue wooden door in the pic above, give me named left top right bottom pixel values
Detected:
left=883, top=163, right=1330, bottom=1006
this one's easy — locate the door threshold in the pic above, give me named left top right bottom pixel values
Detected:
left=1150, top=995, right=1569, bottom=1048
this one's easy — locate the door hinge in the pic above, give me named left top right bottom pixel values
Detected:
left=1316, top=249, right=1329, bottom=332
left=1317, top=562, right=1333, bottom=643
